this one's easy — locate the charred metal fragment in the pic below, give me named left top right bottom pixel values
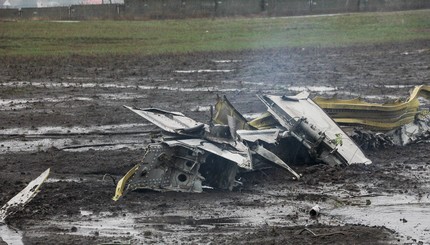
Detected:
left=257, top=92, right=371, bottom=166
left=350, top=130, right=394, bottom=150
left=388, top=113, right=430, bottom=146
left=114, top=91, right=374, bottom=199
left=351, top=112, right=430, bottom=149
left=127, top=143, right=204, bottom=193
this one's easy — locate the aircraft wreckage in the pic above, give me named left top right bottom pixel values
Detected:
left=113, top=85, right=430, bottom=200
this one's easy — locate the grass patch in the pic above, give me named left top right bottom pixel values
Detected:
left=1, top=9, right=429, bottom=57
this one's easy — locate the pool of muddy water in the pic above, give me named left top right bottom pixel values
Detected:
left=7, top=192, right=428, bottom=244
left=0, top=124, right=151, bottom=153
left=329, top=195, right=430, bottom=243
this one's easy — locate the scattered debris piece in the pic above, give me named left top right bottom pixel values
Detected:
left=313, top=85, right=430, bottom=131
left=114, top=85, right=429, bottom=198
left=350, top=130, right=394, bottom=150
left=350, top=111, right=430, bottom=149
left=256, top=92, right=371, bottom=166
left=309, top=205, right=321, bottom=217
left=113, top=92, right=370, bottom=200
left=0, top=169, right=50, bottom=223
left=298, top=228, right=346, bottom=237
left=388, top=112, right=430, bottom=146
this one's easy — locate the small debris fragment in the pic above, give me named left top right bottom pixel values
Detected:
left=0, top=168, right=50, bottom=222
left=309, top=205, right=320, bottom=217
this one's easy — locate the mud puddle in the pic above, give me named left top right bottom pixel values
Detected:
left=28, top=213, right=245, bottom=243
left=27, top=207, right=303, bottom=243
left=134, top=215, right=245, bottom=226
left=249, top=186, right=430, bottom=243
left=0, top=136, right=146, bottom=153
left=1, top=81, right=241, bottom=93
left=382, top=84, right=417, bottom=89
left=45, top=177, right=84, bottom=183
left=329, top=194, right=430, bottom=243
left=51, top=212, right=139, bottom=237
left=212, top=60, right=242, bottom=63
left=174, top=69, right=234, bottom=73
left=0, top=97, right=93, bottom=111
left=0, top=123, right=150, bottom=136
left=286, top=85, right=338, bottom=92
left=5, top=80, right=422, bottom=101
left=0, top=124, right=150, bottom=153
left=11, top=187, right=430, bottom=244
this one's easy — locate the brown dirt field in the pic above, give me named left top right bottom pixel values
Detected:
left=0, top=40, right=429, bottom=244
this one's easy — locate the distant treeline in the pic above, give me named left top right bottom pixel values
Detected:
left=1, top=0, right=429, bottom=20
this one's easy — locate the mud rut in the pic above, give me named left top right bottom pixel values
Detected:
left=0, top=41, right=429, bottom=244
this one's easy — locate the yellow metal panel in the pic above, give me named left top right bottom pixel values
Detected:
left=213, top=85, right=429, bottom=131
left=112, top=164, right=140, bottom=201
left=313, top=85, right=430, bottom=131
left=248, top=112, right=279, bottom=129
left=213, top=95, right=254, bottom=130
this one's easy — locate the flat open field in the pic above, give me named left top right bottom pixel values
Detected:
left=1, top=10, right=430, bottom=244
left=1, top=10, right=430, bottom=56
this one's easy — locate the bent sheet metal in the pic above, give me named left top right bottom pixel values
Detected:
left=0, top=168, right=50, bottom=223
left=313, top=85, right=430, bottom=131
left=258, top=92, right=371, bottom=166
left=114, top=92, right=372, bottom=200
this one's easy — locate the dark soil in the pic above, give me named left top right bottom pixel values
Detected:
left=0, top=40, right=429, bottom=244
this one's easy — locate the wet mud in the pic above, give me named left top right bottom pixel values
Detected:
left=0, top=40, right=430, bottom=244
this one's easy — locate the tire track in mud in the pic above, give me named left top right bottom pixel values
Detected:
left=0, top=124, right=152, bottom=153
left=1, top=79, right=423, bottom=100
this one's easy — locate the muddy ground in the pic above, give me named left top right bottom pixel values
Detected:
left=0, top=40, right=429, bottom=244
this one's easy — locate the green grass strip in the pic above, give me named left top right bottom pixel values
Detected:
left=0, top=9, right=429, bottom=57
